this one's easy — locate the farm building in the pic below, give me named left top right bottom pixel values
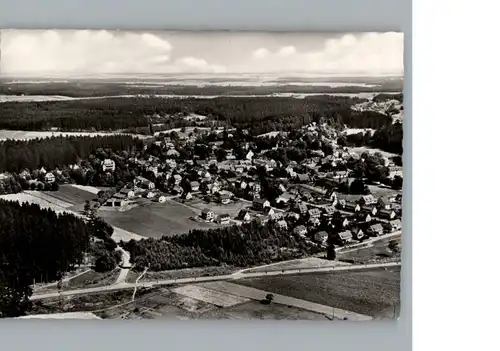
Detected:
left=201, top=208, right=215, bottom=222
left=314, top=231, right=328, bottom=244
left=44, top=172, right=55, bottom=183
left=337, top=230, right=353, bottom=244
left=237, top=210, right=251, bottom=222
left=102, top=159, right=116, bottom=172
left=253, top=198, right=270, bottom=210
left=367, top=223, right=384, bottom=236
left=293, top=225, right=308, bottom=237
left=378, top=209, right=397, bottom=220
left=277, top=220, right=288, bottom=230
left=217, top=214, right=231, bottom=224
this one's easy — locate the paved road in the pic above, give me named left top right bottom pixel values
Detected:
left=30, top=261, right=400, bottom=301
left=115, top=248, right=132, bottom=284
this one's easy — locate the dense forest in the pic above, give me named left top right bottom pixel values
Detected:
left=123, top=220, right=322, bottom=271
left=0, top=135, right=144, bottom=173
left=0, top=95, right=395, bottom=136
left=0, top=200, right=92, bottom=317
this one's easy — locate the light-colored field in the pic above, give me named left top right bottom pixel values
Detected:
left=69, top=184, right=101, bottom=195
left=111, top=226, right=145, bottom=242
left=349, top=146, right=398, bottom=159
left=243, top=257, right=351, bottom=274
left=342, top=128, right=375, bottom=136
left=172, top=284, right=250, bottom=308
left=98, top=201, right=215, bottom=238
left=188, top=200, right=250, bottom=217
left=0, top=192, right=72, bottom=214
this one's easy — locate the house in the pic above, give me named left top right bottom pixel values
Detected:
left=102, top=159, right=116, bottom=172
left=44, top=172, right=55, bottom=183
left=217, top=213, right=231, bottom=224
left=308, top=208, right=322, bottom=218
left=359, top=195, right=377, bottom=206
left=309, top=217, right=321, bottom=226
left=367, top=223, right=384, bottom=236
left=351, top=228, right=365, bottom=240
left=253, top=198, right=270, bottom=210
left=166, top=149, right=180, bottom=157
left=344, top=202, right=361, bottom=213
left=145, top=191, right=155, bottom=199
left=190, top=181, right=200, bottom=192
left=220, top=193, right=232, bottom=205
left=314, top=231, right=329, bottom=244
left=333, top=170, right=349, bottom=181
left=296, top=174, right=310, bottom=183
left=173, top=174, right=182, bottom=185
left=279, top=184, right=287, bottom=193
left=184, top=192, right=193, bottom=200
left=293, top=225, right=308, bottom=237
left=270, top=211, right=283, bottom=221
left=277, top=220, right=288, bottom=230
left=357, top=213, right=372, bottom=223
left=377, top=197, right=392, bottom=210
left=119, top=188, right=135, bottom=199
left=337, top=230, right=353, bottom=244
left=172, top=185, right=184, bottom=195
left=237, top=210, right=252, bottom=222
left=264, top=207, right=275, bottom=217
left=323, top=206, right=336, bottom=217
left=287, top=212, right=301, bottom=221
left=136, top=176, right=155, bottom=190
left=249, top=182, right=261, bottom=194
left=246, top=150, right=254, bottom=160
left=361, top=205, right=378, bottom=216
left=201, top=208, right=215, bottom=222
left=19, top=170, right=31, bottom=179
left=294, top=202, right=308, bottom=215
left=325, top=188, right=337, bottom=204
left=378, top=209, right=397, bottom=220
left=389, top=219, right=402, bottom=231
left=155, top=195, right=167, bottom=203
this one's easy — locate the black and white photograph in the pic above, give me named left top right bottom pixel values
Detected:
left=0, top=29, right=404, bottom=321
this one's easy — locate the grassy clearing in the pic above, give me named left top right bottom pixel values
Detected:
left=188, top=199, right=251, bottom=217
left=66, top=269, right=121, bottom=290
left=243, top=257, right=349, bottom=274
left=126, top=265, right=237, bottom=283
left=44, top=184, right=97, bottom=206
left=98, top=201, right=216, bottom=238
left=235, top=267, right=401, bottom=318
left=338, top=237, right=402, bottom=264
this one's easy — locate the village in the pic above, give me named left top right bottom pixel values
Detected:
left=0, top=119, right=403, bottom=249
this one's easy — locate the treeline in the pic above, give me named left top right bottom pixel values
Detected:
left=373, top=93, right=404, bottom=103
left=0, top=95, right=395, bottom=135
left=0, top=135, right=144, bottom=173
left=0, top=200, right=92, bottom=317
left=123, top=220, right=321, bottom=271
left=0, top=79, right=403, bottom=98
left=337, top=122, right=404, bottom=155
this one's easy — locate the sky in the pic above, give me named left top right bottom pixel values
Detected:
left=0, top=30, right=404, bottom=78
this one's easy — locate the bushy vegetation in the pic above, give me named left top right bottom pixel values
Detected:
left=123, top=220, right=322, bottom=271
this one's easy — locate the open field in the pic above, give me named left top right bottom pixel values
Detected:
left=44, top=184, right=97, bottom=206
left=338, top=237, right=402, bottom=264
left=98, top=200, right=216, bottom=238
left=67, top=269, right=121, bottom=290
left=243, top=257, right=351, bottom=274
left=0, top=192, right=72, bottom=214
left=69, top=184, right=102, bottom=195
left=172, top=284, right=250, bottom=307
left=126, top=265, right=238, bottom=283
left=235, top=267, right=401, bottom=318
left=18, top=312, right=102, bottom=320
left=187, top=198, right=251, bottom=217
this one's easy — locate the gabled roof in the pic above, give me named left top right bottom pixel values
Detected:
left=345, top=202, right=359, bottom=210
left=338, top=231, right=353, bottom=240
left=308, top=208, right=321, bottom=215
left=294, top=225, right=307, bottom=232
left=324, top=206, right=336, bottom=214
left=390, top=219, right=402, bottom=226
left=253, top=198, right=269, bottom=205
left=202, top=208, right=213, bottom=214
left=370, top=223, right=384, bottom=232
left=315, top=231, right=328, bottom=239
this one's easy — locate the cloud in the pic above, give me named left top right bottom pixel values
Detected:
left=0, top=30, right=403, bottom=77
left=1, top=29, right=177, bottom=75
left=248, top=32, right=404, bottom=75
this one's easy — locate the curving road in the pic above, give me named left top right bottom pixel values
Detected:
left=30, top=261, right=400, bottom=301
